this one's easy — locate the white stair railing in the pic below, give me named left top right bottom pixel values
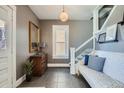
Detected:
left=99, top=6, right=117, bottom=33
left=75, top=36, right=94, bottom=52
left=70, top=48, right=76, bottom=74
left=93, top=5, right=118, bottom=34
left=70, top=36, right=94, bottom=74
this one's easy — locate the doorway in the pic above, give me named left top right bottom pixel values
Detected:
left=0, top=5, right=16, bottom=88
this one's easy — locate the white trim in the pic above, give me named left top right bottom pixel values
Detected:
left=9, top=5, right=16, bottom=88
left=93, top=5, right=117, bottom=34
left=93, top=34, right=96, bottom=51
left=0, top=5, right=16, bottom=88
left=47, top=63, right=69, bottom=67
left=52, top=25, right=69, bottom=59
left=16, top=74, right=26, bottom=87
left=52, top=56, right=69, bottom=59
left=70, top=48, right=76, bottom=74
left=7, top=5, right=17, bottom=88
left=99, top=6, right=117, bottom=32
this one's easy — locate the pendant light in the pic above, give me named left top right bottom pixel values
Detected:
left=59, top=5, right=69, bottom=22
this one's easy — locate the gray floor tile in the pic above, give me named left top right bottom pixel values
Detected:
left=57, top=82, right=72, bottom=88
left=45, top=82, right=58, bottom=88
left=18, top=67, right=90, bottom=88
left=19, top=82, right=45, bottom=88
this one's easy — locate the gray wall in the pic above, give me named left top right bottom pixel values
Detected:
left=16, top=5, right=40, bottom=80
left=40, top=20, right=93, bottom=63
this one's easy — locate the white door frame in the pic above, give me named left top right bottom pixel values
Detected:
left=8, top=5, right=16, bottom=88
left=0, top=5, right=16, bottom=88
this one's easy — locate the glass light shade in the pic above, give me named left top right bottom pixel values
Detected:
left=40, top=42, right=47, bottom=48
left=59, top=11, right=69, bottom=22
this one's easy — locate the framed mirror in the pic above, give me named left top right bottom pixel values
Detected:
left=29, top=21, right=40, bottom=53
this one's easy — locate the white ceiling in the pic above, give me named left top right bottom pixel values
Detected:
left=29, top=5, right=96, bottom=20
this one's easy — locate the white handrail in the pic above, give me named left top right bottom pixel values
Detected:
left=70, top=48, right=76, bottom=74
left=99, top=6, right=117, bottom=32
left=70, top=36, right=94, bottom=75
left=75, top=36, right=94, bottom=52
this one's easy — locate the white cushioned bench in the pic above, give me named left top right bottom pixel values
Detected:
left=76, top=50, right=124, bottom=88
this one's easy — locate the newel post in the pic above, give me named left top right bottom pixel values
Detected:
left=70, top=47, right=76, bottom=75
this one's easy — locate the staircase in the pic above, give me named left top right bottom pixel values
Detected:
left=70, top=36, right=94, bottom=74
left=70, top=5, right=123, bottom=75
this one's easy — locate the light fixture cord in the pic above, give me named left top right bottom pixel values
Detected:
left=62, top=5, right=64, bottom=12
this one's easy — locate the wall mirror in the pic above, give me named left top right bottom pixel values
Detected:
left=29, top=21, right=40, bottom=53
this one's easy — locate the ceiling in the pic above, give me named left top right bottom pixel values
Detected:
left=29, top=5, right=96, bottom=20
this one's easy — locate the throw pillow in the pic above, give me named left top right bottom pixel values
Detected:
left=84, top=55, right=89, bottom=65
left=88, top=56, right=106, bottom=72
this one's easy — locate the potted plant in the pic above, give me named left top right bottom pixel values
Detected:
left=24, top=60, right=33, bottom=82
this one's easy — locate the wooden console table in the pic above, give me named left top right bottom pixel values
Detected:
left=30, top=54, right=47, bottom=76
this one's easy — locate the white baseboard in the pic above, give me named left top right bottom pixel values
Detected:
left=16, top=74, right=26, bottom=87
left=47, top=63, right=70, bottom=67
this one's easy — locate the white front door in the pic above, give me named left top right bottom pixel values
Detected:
left=0, top=6, right=13, bottom=88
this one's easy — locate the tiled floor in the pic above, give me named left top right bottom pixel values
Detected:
left=19, top=67, right=90, bottom=88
